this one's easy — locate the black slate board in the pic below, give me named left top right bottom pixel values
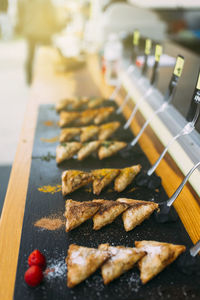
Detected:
left=14, top=104, right=200, bottom=300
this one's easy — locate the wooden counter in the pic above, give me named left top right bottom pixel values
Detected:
left=0, top=47, right=199, bottom=300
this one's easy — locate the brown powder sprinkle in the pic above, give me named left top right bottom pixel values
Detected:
left=34, top=216, right=64, bottom=231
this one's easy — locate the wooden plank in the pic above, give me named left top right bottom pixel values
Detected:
left=0, top=99, right=37, bottom=300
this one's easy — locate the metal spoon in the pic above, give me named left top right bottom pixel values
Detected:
left=155, top=161, right=200, bottom=223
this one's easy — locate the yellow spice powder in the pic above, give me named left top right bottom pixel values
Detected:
left=40, top=136, right=59, bottom=143
left=43, top=120, right=54, bottom=127
left=38, top=184, right=62, bottom=194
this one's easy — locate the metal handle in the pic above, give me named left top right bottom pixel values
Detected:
left=190, top=240, right=200, bottom=257
left=111, top=64, right=136, bottom=108
left=151, top=60, right=159, bottom=86
left=109, top=64, right=135, bottom=100
left=167, top=161, right=200, bottom=207
left=124, top=87, right=154, bottom=129
left=131, top=102, right=169, bottom=146
left=147, top=122, right=195, bottom=176
left=117, top=92, right=130, bottom=114
left=117, top=75, right=147, bottom=116
left=110, top=82, right=121, bottom=100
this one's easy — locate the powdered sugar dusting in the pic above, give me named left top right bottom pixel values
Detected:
left=109, top=247, right=134, bottom=261
left=71, top=250, right=86, bottom=266
left=142, top=245, right=162, bottom=256
left=45, top=258, right=67, bottom=280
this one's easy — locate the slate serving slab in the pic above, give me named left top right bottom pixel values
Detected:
left=14, top=104, right=200, bottom=300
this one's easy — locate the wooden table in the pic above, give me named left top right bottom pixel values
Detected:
left=0, top=47, right=199, bottom=300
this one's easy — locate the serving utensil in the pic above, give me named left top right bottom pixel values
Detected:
left=176, top=240, right=200, bottom=275
left=110, top=65, right=135, bottom=101
left=190, top=240, right=200, bottom=257
left=147, top=69, right=200, bottom=176
left=130, top=55, right=184, bottom=146
left=124, top=45, right=162, bottom=129
left=123, top=86, right=154, bottom=128
left=141, top=38, right=152, bottom=76
left=116, top=76, right=145, bottom=114
left=150, top=45, right=162, bottom=86
left=147, top=105, right=200, bottom=176
left=155, top=161, right=200, bottom=223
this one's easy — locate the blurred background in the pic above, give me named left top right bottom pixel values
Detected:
left=0, top=0, right=200, bottom=213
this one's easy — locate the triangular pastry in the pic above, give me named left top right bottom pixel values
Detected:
left=65, top=199, right=101, bottom=231
left=98, top=122, right=120, bottom=140
left=66, top=244, right=109, bottom=287
left=60, top=128, right=81, bottom=142
left=80, top=125, right=99, bottom=143
left=78, top=109, right=98, bottom=126
left=114, top=164, right=141, bottom=192
left=92, top=199, right=128, bottom=230
left=98, top=141, right=127, bottom=160
left=78, top=141, right=101, bottom=161
left=56, top=142, right=82, bottom=163
left=135, top=240, right=186, bottom=284
left=92, top=169, right=120, bottom=195
left=99, top=243, right=146, bottom=284
left=88, top=98, right=105, bottom=108
left=56, top=97, right=90, bottom=112
left=71, top=97, right=89, bottom=109
left=59, top=111, right=80, bottom=127
left=62, top=170, right=93, bottom=195
left=117, top=198, right=159, bottom=231
left=56, top=98, right=76, bottom=112
left=94, top=107, right=114, bottom=125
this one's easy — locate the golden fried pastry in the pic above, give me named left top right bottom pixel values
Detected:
left=59, top=111, right=80, bottom=127
left=56, top=98, right=76, bottom=112
left=77, top=109, right=98, bottom=126
left=88, top=98, right=105, bottom=108
left=66, top=244, right=109, bottom=288
left=98, top=122, right=120, bottom=140
left=98, top=141, right=127, bottom=160
left=135, top=240, right=186, bottom=284
left=71, top=97, right=89, bottom=109
left=92, top=199, right=128, bottom=230
left=117, top=198, right=158, bottom=231
left=80, top=125, right=99, bottom=143
left=62, top=170, right=93, bottom=195
left=56, top=142, right=82, bottom=164
left=65, top=199, right=101, bottom=231
left=99, top=244, right=146, bottom=284
left=114, top=165, right=141, bottom=192
left=92, top=168, right=120, bottom=195
left=94, top=107, right=115, bottom=125
left=60, top=128, right=81, bottom=143
left=56, top=97, right=90, bottom=112
left=77, top=141, right=101, bottom=161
